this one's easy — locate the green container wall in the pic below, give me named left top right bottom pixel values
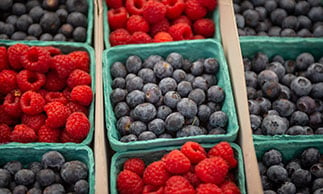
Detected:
left=110, top=143, right=246, bottom=194
left=103, top=39, right=239, bottom=152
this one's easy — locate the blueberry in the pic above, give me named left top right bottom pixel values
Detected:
left=124, top=56, right=142, bottom=74
left=278, top=84, right=291, bottom=99
left=128, top=121, right=146, bottom=136
left=143, top=55, right=163, bottom=69
left=207, top=85, right=225, bottom=103
left=176, top=125, right=204, bottom=137
left=40, top=12, right=61, bottom=33
left=185, top=73, right=195, bottom=83
left=148, top=118, right=165, bottom=135
left=11, top=31, right=27, bottom=40
left=277, top=182, right=296, bottom=194
left=120, top=134, right=137, bottom=142
left=309, top=112, right=323, bottom=129
left=297, top=28, right=313, bottom=37
left=154, top=61, right=173, bottom=79
left=28, top=162, right=42, bottom=175
left=138, top=68, right=156, bottom=83
left=182, top=58, right=192, bottom=72
left=126, top=90, right=144, bottom=108
left=13, top=185, right=28, bottom=194
left=248, top=100, right=261, bottom=115
left=66, top=0, right=88, bottom=14
left=43, top=183, right=65, bottom=194
left=315, top=127, right=323, bottom=134
left=0, top=169, right=10, bottom=187
left=138, top=131, right=156, bottom=140
left=281, top=73, right=296, bottom=86
left=172, top=69, right=186, bottom=83
left=256, top=22, right=269, bottom=32
left=313, top=24, right=323, bottom=37
left=238, top=28, right=246, bottom=36
left=262, top=81, right=281, bottom=100
left=114, top=102, right=129, bottom=119
left=286, top=125, right=307, bottom=135
left=190, top=60, right=204, bottom=76
left=133, top=103, right=156, bottom=122
left=110, top=88, right=127, bottom=105
left=308, top=7, right=323, bottom=23
left=192, top=76, right=208, bottom=91
left=270, top=8, right=288, bottom=26
left=4, top=161, right=22, bottom=175
left=311, top=83, right=323, bottom=99
left=159, top=77, right=177, bottom=94
left=28, top=188, right=42, bottom=194
left=291, top=168, right=312, bottom=186
left=159, top=133, right=173, bottom=138
left=281, top=28, right=296, bottom=37
left=295, top=1, right=310, bottom=16
left=166, top=52, right=183, bottom=69
left=290, top=111, right=309, bottom=126
left=262, top=149, right=282, bottom=167
left=208, top=127, right=226, bottom=134
left=26, top=0, right=40, bottom=11
left=262, top=115, right=289, bottom=135
left=157, top=105, right=172, bottom=120
left=202, top=74, right=217, bottom=86
left=208, top=111, right=228, bottom=128
left=243, top=58, right=252, bottom=71
left=272, top=99, right=295, bottom=117
left=267, top=62, right=286, bottom=81
left=73, top=26, right=86, bottom=41
left=295, top=53, right=314, bottom=71
left=42, top=151, right=66, bottom=170
left=203, top=58, right=219, bottom=74
left=267, top=165, right=288, bottom=183
left=0, top=22, right=14, bottom=36
left=279, top=0, right=295, bottom=14
left=165, top=112, right=184, bottom=132
left=306, top=63, right=323, bottom=83
left=297, top=16, right=312, bottom=30
left=142, top=83, right=158, bottom=93
left=233, top=3, right=240, bottom=13
left=6, top=15, right=17, bottom=26
left=61, top=160, right=88, bottom=184
left=177, top=98, right=198, bottom=119
left=12, top=3, right=26, bottom=16
left=111, top=62, right=127, bottom=78
left=59, top=23, right=74, bottom=38
left=198, top=104, right=211, bottom=122
left=286, top=160, right=301, bottom=176
left=40, top=33, right=53, bottom=41
left=16, top=14, right=32, bottom=32
left=240, top=1, right=254, bottom=12
left=126, top=76, right=143, bottom=92
left=250, top=114, right=262, bottom=130
left=67, top=12, right=88, bottom=28
left=27, top=24, right=42, bottom=37
left=312, top=178, right=323, bottom=191
left=0, top=0, right=12, bottom=10
left=36, top=169, right=55, bottom=187
left=15, top=169, right=35, bottom=186
left=164, top=91, right=181, bottom=108
left=301, top=148, right=320, bottom=168
left=0, top=34, right=9, bottom=39
left=296, top=96, right=316, bottom=114
left=53, top=33, right=66, bottom=41
left=207, top=102, right=221, bottom=112
left=243, top=9, right=260, bottom=27
left=252, top=53, right=269, bottom=73
left=265, top=0, right=277, bottom=12
left=55, top=9, right=68, bottom=23
left=267, top=109, right=279, bottom=116
left=187, top=89, right=205, bottom=105
left=261, top=175, right=275, bottom=190
left=117, top=116, right=133, bottom=136
left=268, top=26, right=282, bottom=36
left=245, top=70, right=258, bottom=88
left=310, top=163, right=323, bottom=178
left=112, top=77, right=126, bottom=89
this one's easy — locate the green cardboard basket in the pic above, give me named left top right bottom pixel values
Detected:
left=0, top=41, right=95, bottom=145
left=0, top=143, right=95, bottom=194
left=110, top=143, right=246, bottom=194
left=239, top=37, right=323, bottom=142
left=103, top=0, right=221, bottom=49
left=103, top=39, right=239, bottom=152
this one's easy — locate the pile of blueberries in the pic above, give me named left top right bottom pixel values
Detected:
left=0, top=0, right=88, bottom=42
left=234, top=0, right=323, bottom=37
left=244, top=52, right=323, bottom=136
left=0, top=151, right=89, bottom=194
left=259, top=147, right=323, bottom=194
left=110, top=53, right=228, bottom=142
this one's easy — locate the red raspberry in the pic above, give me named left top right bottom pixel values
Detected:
left=60, top=130, right=82, bottom=143
left=117, top=170, right=144, bottom=194
left=20, top=46, right=51, bottom=73
left=3, top=90, right=22, bottom=118
left=208, top=142, right=237, bottom=169
left=0, top=124, right=11, bottom=143
left=68, top=51, right=90, bottom=73
left=154, top=32, right=173, bottom=42
left=164, top=150, right=191, bottom=174
left=8, top=44, right=29, bottom=70
left=185, top=0, right=207, bottom=21
left=162, top=0, right=185, bottom=20
left=42, top=46, right=62, bottom=56
left=124, top=158, right=146, bottom=177
left=126, top=0, right=147, bottom=15
left=0, top=70, right=17, bottom=94
left=183, top=171, right=201, bottom=187
left=143, top=0, right=167, bottom=24
left=22, top=114, right=46, bottom=133
left=143, top=161, right=170, bottom=186
left=108, top=7, right=128, bottom=30
left=16, top=70, right=46, bottom=92
left=172, top=15, right=192, bottom=26
left=110, top=29, right=132, bottom=46
left=67, top=69, right=91, bottom=89
left=164, top=176, right=195, bottom=194
left=45, top=92, right=68, bottom=104
left=0, top=46, right=8, bottom=71
left=150, top=19, right=170, bottom=36
left=196, top=183, right=222, bottom=194
left=20, top=91, right=45, bottom=115
left=0, top=106, right=18, bottom=126
left=130, top=32, right=152, bottom=44
left=127, top=15, right=150, bottom=34
left=44, top=70, right=66, bottom=91
left=38, top=125, right=60, bottom=143
left=197, top=0, right=217, bottom=11
left=52, top=55, right=76, bottom=79
left=106, top=0, right=124, bottom=9
left=10, top=124, right=37, bottom=143
left=71, top=85, right=93, bottom=106
left=181, top=141, right=207, bottom=164
left=44, top=102, right=71, bottom=128
left=38, top=89, right=47, bottom=99
left=143, top=185, right=164, bottom=194
left=63, top=88, right=72, bottom=101
left=65, top=112, right=90, bottom=140
left=221, top=181, right=241, bottom=194
left=193, top=35, right=204, bottom=39
left=193, top=19, right=215, bottom=38
left=195, top=157, right=229, bottom=185
left=169, top=23, right=193, bottom=40
left=66, top=102, right=89, bottom=115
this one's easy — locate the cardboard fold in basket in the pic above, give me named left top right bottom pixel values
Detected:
left=103, top=39, right=239, bottom=152
left=103, top=0, right=221, bottom=48
left=0, top=143, right=95, bottom=194
left=0, top=41, right=95, bottom=145
left=239, top=37, right=323, bottom=142
left=110, top=143, right=246, bottom=194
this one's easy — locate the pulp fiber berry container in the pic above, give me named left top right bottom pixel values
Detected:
left=110, top=143, right=246, bottom=194
left=0, top=41, right=95, bottom=145
left=0, top=144, right=95, bottom=194
left=239, top=37, right=323, bottom=142
left=103, top=39, right=239, bottom=152
left=103, top=0, right=221, bottom=48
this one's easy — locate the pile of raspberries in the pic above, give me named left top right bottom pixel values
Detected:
left=0, top=44, right=93, bottom=144
left=117, top=141, right=241, bottom=194
left=107, top=0, right=217, bottom=46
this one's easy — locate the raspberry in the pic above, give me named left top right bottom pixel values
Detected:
left=63, top=88, right=72, bottom=101
left=164, top=150, right=191, bottom=174
left=169, top=23, right=193, bottom=40
left=8, top=44, right=29, bottom=70
left=150, top=19, right=170, bottom=36
left=67, top=69, right=91, bottom=89
left=16, top=70, right=46, bottom=92
left=38, top=89, right=47, bottom=99
left=127, top=15, right=150, bottom=34
left=60, top=130, right=82, bottom=143
left=196, top=183, right=222, bottom=194
left=106, top=0, right=124, bottom=9
left=195, top=157, right=229, bottom=185
left=197, top=0, right=217, bottom=11
left=162, top=0, right=185, bottom=20
left=193, top=35, right=204, bottom=39
left=44, top=70, right=66, bottom=91
left=172, top=16, right=192, bottom=26
left=0, top=46, right=8, bottom=70
left=20, top=91, right=45, bottom=115
left=108, top=7, right=128, bottom=30
left=164, top=176, right=195, bottom=194
left=66, top=102, right=89, bottom=115
left=44, top=102, right=71, bottom=128
left=65, top=112, right=90, bottom=140
left=68, top=51, right=90, bottom=72
left=3, top=90, right=22, bottom=118
left=22, top=114, right=46, bottom=132
left=117, top=170, right=144, bottom=194
left=52, top=55, right=76, bottom=79
left=45, top=92, right=68, bottom=104
left=143, top=161, right=170, bottom=186
left=0, top=70, right=17, bottom=94
left=153, top=32, right=173, bottom=42
left=183, top=171, right=200, bottom=187
left=110, top=29, right=132, bottom=46
left=38, top=125, right=60, bottom=143
left=208, top=142, right=237, bottom=169
left=10, top=124, right=37, bottom=143
left=193, top=19, right=215, bottom=38
left=143, top=185, right=164, bottom=194
left=126, top=0, right=147, bottom=15
left=143, top=1, right=167, bottom=24
left=181, top=141, right=207, bottom=164
left=221, top=181, right=241, bottom=194
left=42, top=46, right=62, bottom=56
left=130, top=32, right=152, bottom=44
left=185, top=0, right=207, bottom=21
left=0, top=124, right=11, bottom=143
left=0, top=106, right=18, bottom=126
left=20, top=46, right=51, bottom=73
left=70, top=85, right=93, bottom=106
left=123, top=158, right=146, bottom=177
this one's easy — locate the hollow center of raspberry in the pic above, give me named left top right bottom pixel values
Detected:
left=134, top=0, right=144, bottom=9
left=27, top=75, right=38, bottom=84
left=182, top=30, right=191, bottom=39
left=113, top=8, right=122, bottom=14
left=24, top=98, right=31, bottom=106
left=27, top=52, right=39, bottom=63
